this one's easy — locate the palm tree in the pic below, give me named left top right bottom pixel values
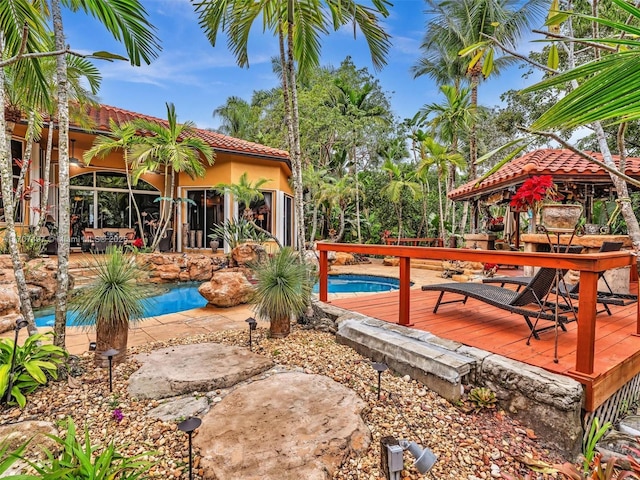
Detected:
left=415, top=0, right=546, bottom=179
left=213, top=96, right=256, bottom=139
left=417, top=137, right=465, bottom=242
left=131, top=102, right=214, bottom=251
left=83, top=119, right=146, bottom=245
left=330, top=76, right=389, bottom=243
left=380, top=158, right=422, bottom=241
left=422, top=85, right=474, bottom=192
left=70, top=247, right=152, bottom=365
left=192, top=0, right=391, bottom=254
left=302, top=165, right=335, bottom=243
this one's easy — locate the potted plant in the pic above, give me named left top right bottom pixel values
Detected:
left=70, top=246, right=153, bottom=365
left=510, top=175, right=582, bottom=232
left=249, top=247, right=315, bottom=338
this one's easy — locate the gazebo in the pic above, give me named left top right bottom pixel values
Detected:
left=448, top=148, right=640, bottom=250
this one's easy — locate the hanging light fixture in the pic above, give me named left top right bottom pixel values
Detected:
left=69, top=139, right=83, bottom=167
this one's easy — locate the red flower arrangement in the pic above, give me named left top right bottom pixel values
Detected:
left=489, top=216, right=504, bottom=226
left=509, top=175, right=562, bottom=213
left=132, top=237, right=144, bottom=248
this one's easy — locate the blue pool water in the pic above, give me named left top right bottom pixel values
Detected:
left=34, top=283, right=208, bottom=328
left=312, top=274, right=405, bottom=294
left=35, top=275, right=405, bottom=327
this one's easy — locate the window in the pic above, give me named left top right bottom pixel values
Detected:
left=186, top=190, right=224, bottom=248
left=238, top=191, right=273, bottom=234
left=70, top=172, right=159, bottom=231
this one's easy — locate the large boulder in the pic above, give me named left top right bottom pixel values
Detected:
left=128, top=343, right=273, bottom=400
left=0, top=257, right=61, bottom=310
left=198, top=271, right=254, bottom=307
left=0, top=420, right=59, bottom=467
left=141, top=253, right=226, bottom=283
left=195, top=372, right=370, bottom=480
left=231, top=243, right=267, bottom=267
left=332, top=252, right=356, bottom=266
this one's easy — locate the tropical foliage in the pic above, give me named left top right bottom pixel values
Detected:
left=0, top=332, right=67, bottom=408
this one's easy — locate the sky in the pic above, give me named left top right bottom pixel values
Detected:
left=62, top=0, right=545, bottom=132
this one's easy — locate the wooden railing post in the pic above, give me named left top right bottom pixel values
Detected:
left=398, top=256, right=411, bottom=326
left=319, top=250, right=328, bottom=303
left=576, top=270, right=599, bottom=375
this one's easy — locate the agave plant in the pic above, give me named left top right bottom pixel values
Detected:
left=250, top=247, right=315, bottom=338
left=70, top=247, right=153, bottom=365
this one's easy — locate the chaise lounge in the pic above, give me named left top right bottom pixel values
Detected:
left=421, top=266, right=572, bottom=340
left=483, top=242, right=637, bottom=315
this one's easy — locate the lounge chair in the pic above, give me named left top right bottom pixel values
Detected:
left=422, top=267, right=572, bottom=340
left=483, top=242, right=637, bottom=315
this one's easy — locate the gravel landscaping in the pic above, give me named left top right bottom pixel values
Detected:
left=0, top=325, right=567, bottom=479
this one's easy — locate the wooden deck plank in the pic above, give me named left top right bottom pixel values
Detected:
left=331, top=287, right=640, bottom=411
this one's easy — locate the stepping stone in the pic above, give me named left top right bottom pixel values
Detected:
left=128, top=343, right=273, bottom=400
left=195, top=372, right=370, bottom=480
left=146, top=396, right=209, bottom=422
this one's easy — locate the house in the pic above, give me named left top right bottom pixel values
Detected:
left=6, top=104, right=294, bottom=252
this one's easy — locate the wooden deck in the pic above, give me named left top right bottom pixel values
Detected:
left=332, top=286, right=640, bottom=411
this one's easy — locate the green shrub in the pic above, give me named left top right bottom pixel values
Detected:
left=18, top=233, right=48, bottom=259
left=0, top=332, right=68, bottom=408
left=468, top=386, right=498, bottom=410
left=209, top=218, right=267, bottom=249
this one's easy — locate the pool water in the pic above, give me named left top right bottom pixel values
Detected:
left=35, top=275, right=405, bottom=327
left=34, top=283, right=208, bottom=328
left=312, top=274, right=405, bottom=294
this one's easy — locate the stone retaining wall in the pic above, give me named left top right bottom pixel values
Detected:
left=310, top=301, right=584, bottom=458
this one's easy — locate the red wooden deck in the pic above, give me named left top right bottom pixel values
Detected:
left=332, top=286, right=640, bottom=411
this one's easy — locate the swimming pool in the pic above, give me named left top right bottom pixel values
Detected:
left=312, top=274, right=406, bottom=294
left=34, top=283, right=208, bottom=328
left=35, top=274, right=406, bottom=327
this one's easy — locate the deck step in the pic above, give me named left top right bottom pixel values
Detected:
left=336, top=316, right=475, bottom=401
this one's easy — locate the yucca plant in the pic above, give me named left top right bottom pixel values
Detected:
left=250, top=247, right=315, bottom=338
left=0, top=332, right=67, bottom=408
left=70, top=247, right=152, bottom=365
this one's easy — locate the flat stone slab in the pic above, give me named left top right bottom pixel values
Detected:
left=146, top=396, right=210, bottom=422
left=128, top=343, right=273, bottom=400
left=195, top=372, right=370, bottom=480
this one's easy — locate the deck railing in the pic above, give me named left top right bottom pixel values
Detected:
left=315, top=242, right=638, bottom=376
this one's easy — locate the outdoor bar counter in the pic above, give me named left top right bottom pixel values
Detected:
left=521, top=233, right=634, bottom=291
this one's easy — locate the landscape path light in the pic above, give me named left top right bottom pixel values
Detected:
left=178, top=417, right=202, bottom=480
left=372, top=362, right=388, bottom=400
left=101, top=348, right=119, bottom=392
left=246, top=317, right=257, bottom=351
left=5, top=318, right=29, bottom=403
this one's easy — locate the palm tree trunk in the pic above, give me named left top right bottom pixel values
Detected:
left=0, top=39, right=37, bottom=335
left=36, top=122, right=54, bottom=232
left=353, top=143, right=362, bottom=243
left=437, top=176, right=446, bottom=241
left=95, top=316, right=128, bottom=366
left=52, top=0, right=71, bottom=349
left=151, top=170, right=176, bottom=251
left=309, top=203, right=319, bottom=243
left=124, top=151, right=145, bottom=245
left=469, top=73, right=479, bottom=182
left=286, top=1, right=307, bottom=254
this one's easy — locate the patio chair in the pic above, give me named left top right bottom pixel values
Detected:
left=421, top=266, right=572, bottom=340
left=483, top=242, right=636, bottom=315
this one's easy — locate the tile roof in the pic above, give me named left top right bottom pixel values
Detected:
left=79, top=104, right=290, bottom=162
left=449, top=148, right=640, bottom=200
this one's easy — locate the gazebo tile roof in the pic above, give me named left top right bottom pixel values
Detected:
left=80, top=104, right=290, bottom=161
left=449, top=148, right=640, bottom=200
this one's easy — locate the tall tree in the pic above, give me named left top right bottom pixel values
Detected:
left=417, top=137, right=465, bottom=241
left=213, top=96, right=257, bottom=139
left=48, top=0, right=160, bottom=348
left=415, top=0, right=546, bottom=180
left=381, top=158, right=422, bottom=241
left=131, top=102, right=214, bottom=252
left=192, top=0, right=391, bottom=253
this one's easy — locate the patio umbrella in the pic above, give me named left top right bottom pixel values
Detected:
left=503, top=208, right=515, bottom=244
